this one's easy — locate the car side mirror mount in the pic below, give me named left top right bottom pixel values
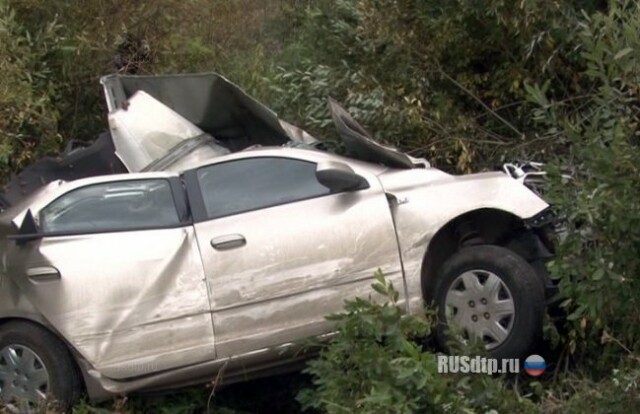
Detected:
left=8, top=210, right=43, bottom=245
left=316, top=161, right=368, bottom=193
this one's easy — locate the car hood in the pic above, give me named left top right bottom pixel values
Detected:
left=327, top=98, right=429, bottom=169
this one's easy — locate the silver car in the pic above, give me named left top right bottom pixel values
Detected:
left=0, top=74, right=555, bottom=411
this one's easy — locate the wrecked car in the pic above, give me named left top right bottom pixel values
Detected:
left=0, top=73, right=556, bottom=410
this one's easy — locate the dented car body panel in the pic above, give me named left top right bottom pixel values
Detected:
left=1, top=173, right=216, bottom=380
left=6, top=227, right=215, bottom=379
left=190, top=151, right=403, bottom=359
left=376, top=168, right=550, bottom=316
left=0, top=74, right=551, bottom=400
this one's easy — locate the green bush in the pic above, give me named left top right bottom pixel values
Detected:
left=2, top=0, right=640, bottom=412
left=298, top=272, right=537, bottom=414
left=267, top=0, right=605, bottom=171
left=0, top=3, right=64, bottom=178
left=541, top=367, right=640, bottom=413
left=0, top=0, right=288, bottom=181
left=526, top=0, right=640, bottom=366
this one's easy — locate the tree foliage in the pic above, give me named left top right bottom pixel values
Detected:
left=298, top=272, right=537, bottom=414
left=1, top=0, right=640, bottom=412
left=528, top=0, right=640, bottom=365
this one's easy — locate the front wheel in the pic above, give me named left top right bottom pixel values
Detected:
left=433, top=245, right=545, bottom=360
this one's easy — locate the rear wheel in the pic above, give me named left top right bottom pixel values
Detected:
left=433, top=245, right=545, bottom=359
left=0, top=322, right=82, bottom=412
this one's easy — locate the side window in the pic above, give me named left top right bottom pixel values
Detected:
left=40, top=179, right=181, bottom=234
left=197, top=157, right=332, bottom=219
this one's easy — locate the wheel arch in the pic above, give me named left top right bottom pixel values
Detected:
left=420, top=207, right=553, bottom=304
left=0, top=316, right=89, bottom=394
left=0, top=315, right=61, bottom=339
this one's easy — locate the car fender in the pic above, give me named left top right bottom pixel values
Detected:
left=378, top=169, right=549, bottom=316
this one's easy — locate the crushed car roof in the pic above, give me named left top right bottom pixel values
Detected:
left=0, top=73, right=426, bottom=210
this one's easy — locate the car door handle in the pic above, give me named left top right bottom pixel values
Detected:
left=26, top=266, right=61, bottom=283
left=211, top=234, right=246, bottom=251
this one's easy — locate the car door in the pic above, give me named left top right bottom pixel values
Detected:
left=5, top=177, right=215, bottom=379
left=185, top=155, right=403, bottom=358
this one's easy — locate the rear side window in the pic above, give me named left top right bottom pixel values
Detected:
left=40, top=179, right=181, bottom=234
left=196, top=157, right=331, bottom=219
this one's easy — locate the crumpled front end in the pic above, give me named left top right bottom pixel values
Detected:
left=377, top=168, right=553, bottom=316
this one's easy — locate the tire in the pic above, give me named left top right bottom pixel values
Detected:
left=0, top=321, right=82, bottom=412
left=433, top=245, right=545, bottom=360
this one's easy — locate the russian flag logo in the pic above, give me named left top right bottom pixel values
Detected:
left=524, top=354, right=546, bottom=376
